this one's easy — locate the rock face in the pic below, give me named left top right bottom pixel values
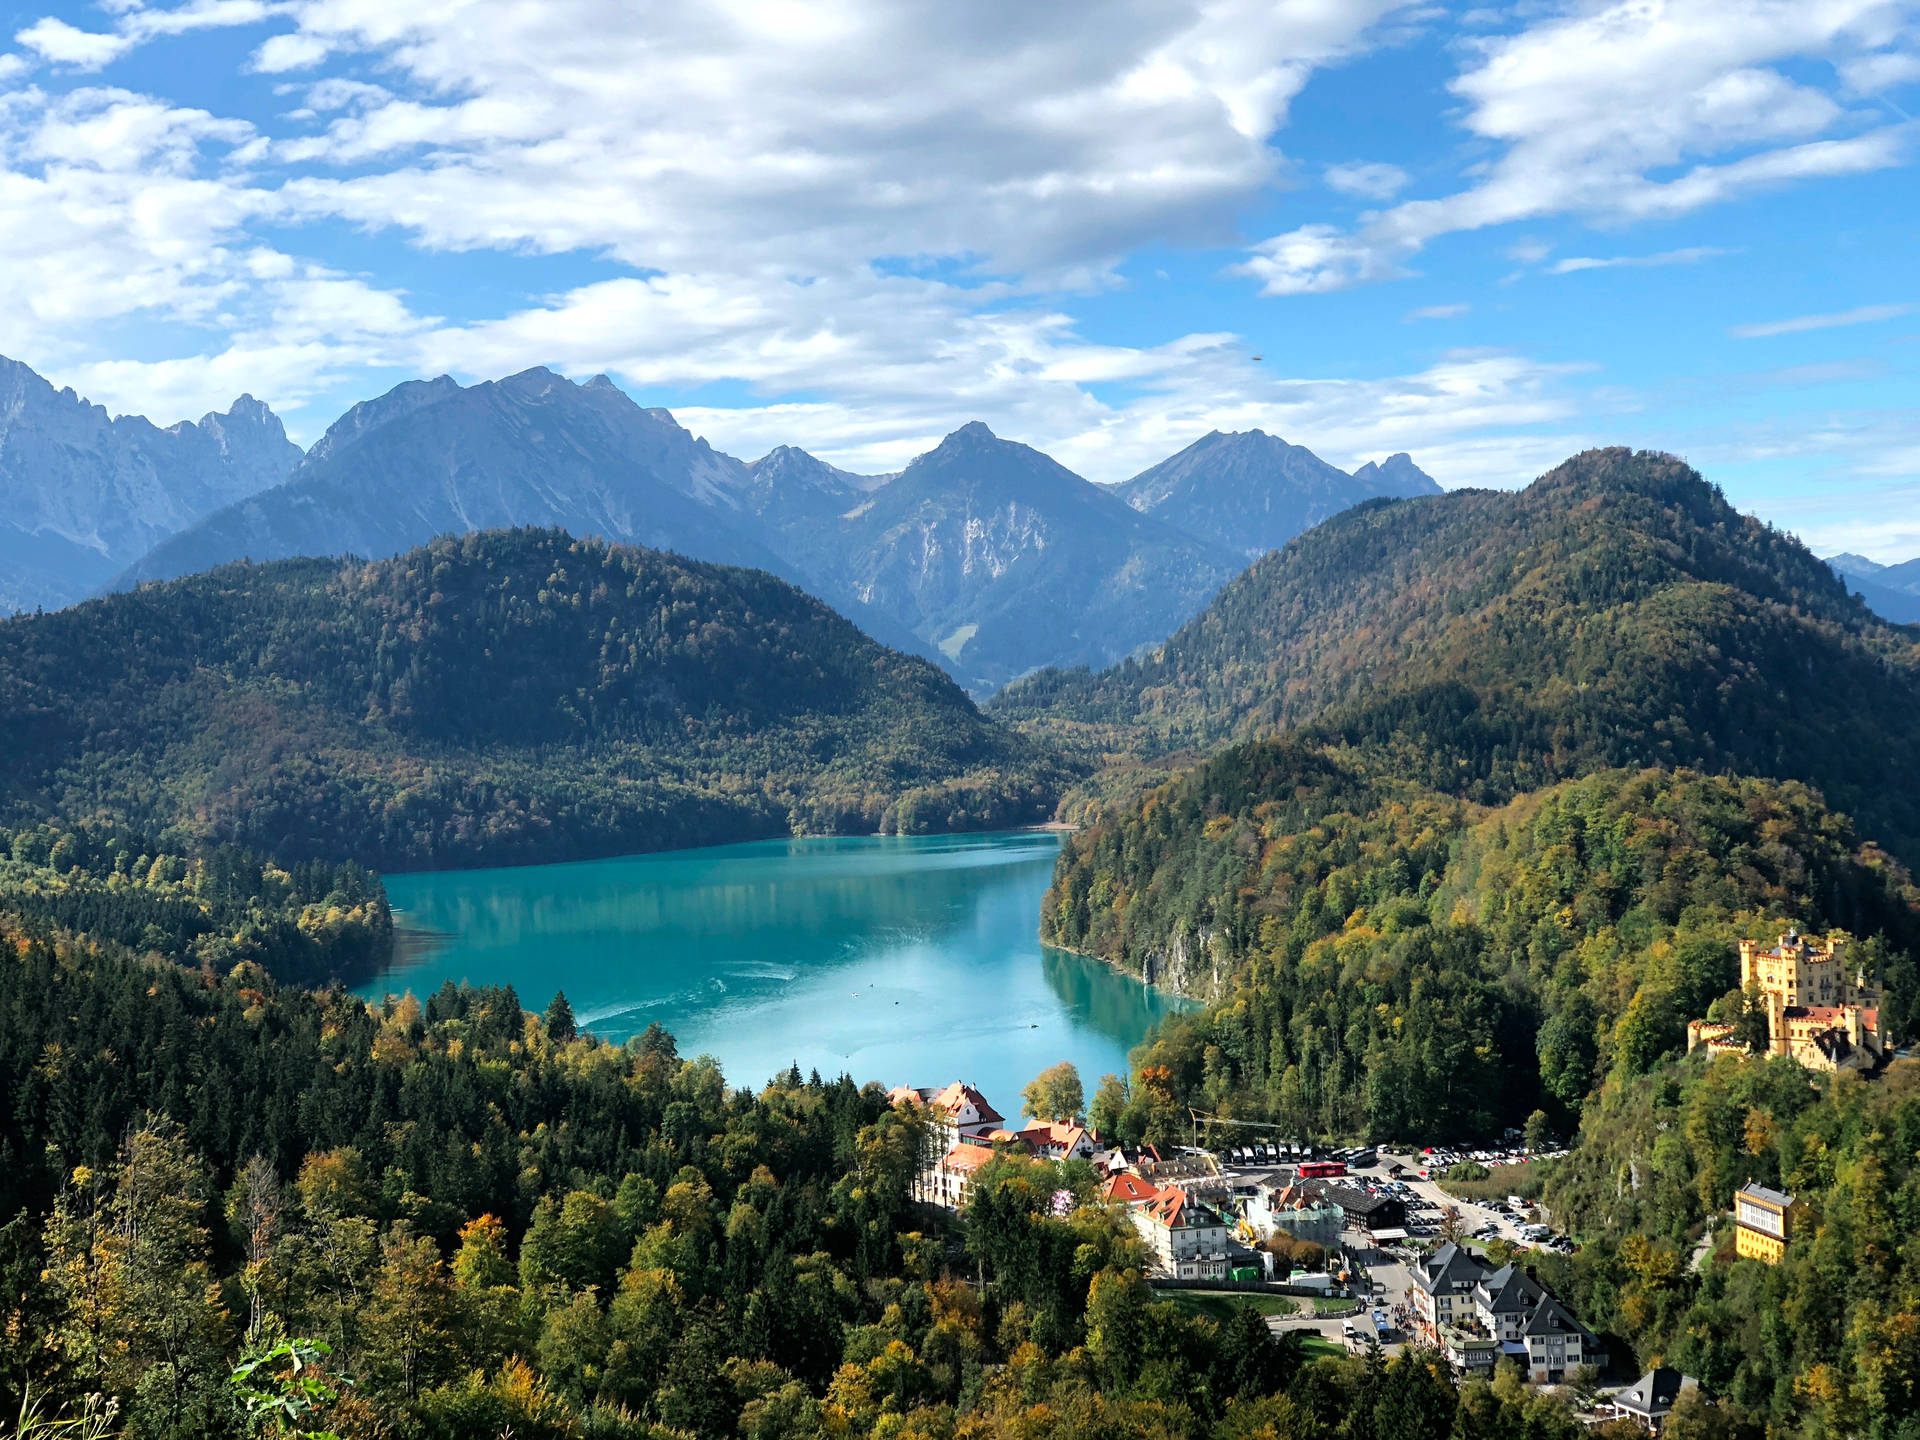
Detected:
left=0, top=356, right=302, bottom=612
left=1115, top=429, right=1441, bottom=560
left=747, top=422, right=1242, bottom=691
left=119, top=368, right=790, bottom=588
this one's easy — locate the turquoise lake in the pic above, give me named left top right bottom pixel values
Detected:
left=364, top=830, right=1188, bottom=1107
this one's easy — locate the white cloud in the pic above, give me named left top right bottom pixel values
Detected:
left=1326, top=160, right=1409, bottom=199
left=1243, top=0, right=1914, bottom=295
left=256, top=0, right=1407, bottom=278
left=1405, top=303, right=1468, bottom=320
left=250, top=32, right=331, bottom=72
left=1549, top=245, right=1727, bottom=273
left=1729, top=302, right=1915, bottom=337
left=16, top=2, right=280, bottom=69
left=395, top=264, right=1586, bottom=485
left=1841, top=49, right=1920, bottom=91
left=15, top=18, right=135, bottom=68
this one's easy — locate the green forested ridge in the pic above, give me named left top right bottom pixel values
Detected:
left=995, top=449, right=1920, bottom=860
left=1, top=919, right=1633, bottom=1440
left=1049, top=749, right=1919, bottom=1140
left=0, top=818, right=389, bottom=985
left=0, top=528, right=1061, bottom=870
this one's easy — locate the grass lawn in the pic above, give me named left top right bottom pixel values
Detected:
left=1296, top=1334, right=1346, bottom=1360
left=1310, top=1296, right=1357, bottom=1314
left=1157, top=1291, right=1298, bottom=1322
left=1438, top=1159, right=1550, bottom=1205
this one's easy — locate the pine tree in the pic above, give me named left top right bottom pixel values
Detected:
left=544, top=990, right=576, bottom=1043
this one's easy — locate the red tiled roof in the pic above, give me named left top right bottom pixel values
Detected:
left=1144, top=1182, right=1221, bottom=1228
left=941, top=1143, right=997, bottom=1173
left=931, top=1082, right=1004, bottom=1125
left=1104, top=1172, right=1161, bottom=1204
left=1019, top=1121, right=1091, bottom=1153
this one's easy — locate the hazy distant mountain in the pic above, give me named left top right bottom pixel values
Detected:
left=1826, top=551, right=1920, bottom=624
left=1113, top=429, right=1441, bottom=559
left=1827, top=551, right=1887, bottom=580
left=0, top=355, right=301, bottom=612
left=749, top=422, right=1241, bottom=691
left=119, top=368, right=788, bottom=588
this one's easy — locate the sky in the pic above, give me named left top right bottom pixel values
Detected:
left=1, top=0, right=1917, bottom=558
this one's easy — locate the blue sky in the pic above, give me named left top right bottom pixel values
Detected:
left=1, top=0, right=1917, bottom=556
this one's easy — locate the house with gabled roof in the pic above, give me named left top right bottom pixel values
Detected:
left=1608, top=1366, right=1697, bottom=1432
left=1475, top=1262, right=1545, bottom=1356
left=1103, top=1171, right=1161, bottom=1204
left=1016, top=1119, right=1098, bottom=1162
left=1520, top=1292, right=1597, bottom=1383
left=1409, top=1242, right=1488, bottom=1342
left=1131, top=1185, right=1231, bottom=1279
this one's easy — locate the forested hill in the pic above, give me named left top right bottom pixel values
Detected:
left=994, top=447, right=1920, bottom=861
left=0, top=529, right=1060, bottom=870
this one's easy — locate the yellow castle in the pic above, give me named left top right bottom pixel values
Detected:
left=1686, top=930, right=1883, bottom=1073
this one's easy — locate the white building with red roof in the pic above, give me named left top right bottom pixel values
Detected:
left=1130, top=1185, right=1231, bottom=1279
left=890, top=1080, right=1006, bottom=1153
left=1015, top=1120, right=1098, bottom=1162
left=893, top=1081, right=1009, bottom=1208
left=918, top=1141, right=998, bottom=1210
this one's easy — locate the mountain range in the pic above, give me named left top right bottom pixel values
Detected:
left=1115, top=428, right=1439, bottom=558
left=1827, top=550, right=1920, bottom=624
left=2, top=355, right=1438, bottom=691
left=0, top=356, right=301, bottom=612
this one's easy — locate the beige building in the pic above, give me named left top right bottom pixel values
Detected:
left=1686, top=930, right=1883, bottom=1073
left=1733, top=1182, right=1808, bottom=1265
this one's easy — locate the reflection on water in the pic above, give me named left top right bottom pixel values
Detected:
left=364, top=831, right=1191, bottom=1103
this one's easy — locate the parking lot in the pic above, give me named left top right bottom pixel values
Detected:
left=1205, top=1136, right=1578, bottom=1257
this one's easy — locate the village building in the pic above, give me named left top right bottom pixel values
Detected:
left=1686, top=930, right=1883, bottom=1073
left=1102, top=1171, right=1161, bottom=1204
left=918, top=1141, right=997, bottom=1210
left=1607, top=1367, right=1698, bottom=1433
left=1245, top=1181, right=1343, bottom=1251
left=1316, top=1182, right=1407, bottom=1238
left=1410, top=1243, right=1489, bottom=1341
left=894, top=1081, right=1011, bottom=1209
left=890, top=1081, right=1006, bottom=1152
left=1411, top=1243, right=1601, bottom=1383
left=1517, top=1292, right=1597, bottom=1384
left=1130, top=1186, right=1232, bottom=1279
left=1015, top=1119, right=1099, bottom=1162
left=1732, top=1181, right=1808, bottom=1265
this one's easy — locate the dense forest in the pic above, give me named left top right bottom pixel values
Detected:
left=994, top=449, right=1920, bottom=861
left=1041, top=736, right=1920, bottom=1435
left=0, top=915, right=1667, bottom=1440
left=0, top=529, right=1062, bottom=871
left=0, top=819, right=389, bottom=985
left=1048, top=746, right=1920, bottom=1140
